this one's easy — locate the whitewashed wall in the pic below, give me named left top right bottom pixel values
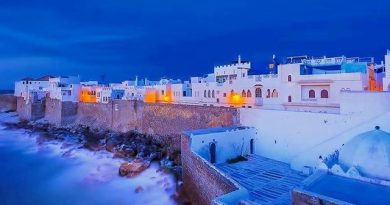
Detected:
left=239, top=92, right=390, bottom=171
left=190, top=127, right=258, bottom=164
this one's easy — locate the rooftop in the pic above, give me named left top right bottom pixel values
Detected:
left=217, top=155, right=308, bottom=205
left=302, top=172, right=390, bottom=205
left=21, top=75, right=54, bottom=81
left=183, top=126, right=251, bottom=136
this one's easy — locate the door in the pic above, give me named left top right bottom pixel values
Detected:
left=210, top=143, right=216, bottom=163
left=250, top=139, right=254, bottom=154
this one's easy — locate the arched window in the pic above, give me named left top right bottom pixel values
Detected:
left=247, top=90, right=252, bottom=98
left=255, top=88, right=262, bottom=98
left=208, top=90, right=211, bottom=98
left=209, top=143, right=216, bottom=163
left=230, top=90, right=234, bottom=96
left=204, top=90, right=207, bottom=98
left=267, top=89, right=271, bottom=98
left=212, top=90, right=215, bottom=98
left=242, top=90, right=246, bottom=97
left=288, top=75, right=292, bottom=82
left=272, top=89, right=278, bottom=98
left=309, top=90, right=315, bottom=98
left=321, top=89, right=329, bottom=98
left=288, top=96, right=292, bottom=102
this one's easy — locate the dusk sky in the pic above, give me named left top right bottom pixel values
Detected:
left=0, top=0, right=389, bottom=89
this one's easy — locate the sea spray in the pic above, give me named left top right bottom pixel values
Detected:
left=0, top=112, right=179, bottom=205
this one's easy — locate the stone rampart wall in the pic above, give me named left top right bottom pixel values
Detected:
left=16, top=97, right=45, bottom=121
left=181, top=134, right=238, bottom=205
left=0, top=94, right=17, bottom=112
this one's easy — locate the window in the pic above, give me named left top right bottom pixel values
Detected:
left=266, top=89, right=271, bottom=98
left=223, top=93, right=227, bottom=97
left=309, top=90, right=315, bottom=98
left=288, top=96, right=292, bottom=102
left=247, top=90, right=252, bottom=98
left=162, top=90, right=165, bottom=95
left=272, top=89, right=278, bottom=98
left=288, top=75, right=292, bottom=82
left=321, top=89, right=329, bottom=98
left=230, top=90, right=234, bottom=96
left=212, top=90, right=215, bottom=98
left=208, top=90, right=211, bottom=98
left=255, top=88, right=262, bottom=98
left=204, top=90, right=207, bottom=98
left=242, top=90, right=246, bottom=97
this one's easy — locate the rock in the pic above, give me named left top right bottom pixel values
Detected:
left=135, top=186, right=144, bottom=193
left=118, top=159, right=151, bottom=177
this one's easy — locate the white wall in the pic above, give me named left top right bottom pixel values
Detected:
left=239, top=92, right=390, bottom=171
left=190, top=128, right=258, bottom=164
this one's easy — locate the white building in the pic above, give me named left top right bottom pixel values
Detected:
left=14, top=76, right=52, bottom=101
left=47, top=76, right=81, bottom=102
left=383, top=50, right=390, bottom=91
left=189, top=55, right=382, bottom=113
left=96, top=86, right=112, bottom=103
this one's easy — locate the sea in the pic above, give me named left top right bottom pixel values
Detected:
left=0, top=112, right=178, bottom=205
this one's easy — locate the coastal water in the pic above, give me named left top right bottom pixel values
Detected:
left=0, top=112, right=178, bottom=205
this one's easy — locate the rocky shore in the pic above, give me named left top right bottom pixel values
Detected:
left=2, top=117, right=190, bottom=204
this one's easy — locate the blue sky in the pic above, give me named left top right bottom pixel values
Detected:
left=0, top=0, right=389, bottom=89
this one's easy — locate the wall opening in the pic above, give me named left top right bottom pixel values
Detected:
left=209, top=143, right=216, bottom=163
left=250, top=139, right=254, bottom=154
left=255, top=88, right=262, bottom=98
left=309, top=89, right=316, bottom=98
left=321, top=89, right=329, bottom=98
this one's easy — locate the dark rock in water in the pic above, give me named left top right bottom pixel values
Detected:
left=119, top=158, right=151, bottom=177
left=135, top=186, right=144, bottom=193
left=105, top=134, right=123, bottom=152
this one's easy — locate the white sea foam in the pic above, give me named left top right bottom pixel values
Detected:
left=0, top=112, right=178, bottom=205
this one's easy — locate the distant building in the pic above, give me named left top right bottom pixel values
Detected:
left=96, top=86, right=111, bottom=103
left=189, top=54, right=385, bottom=113
left=14, top=76, right=52, bottom=101
left=383, top=50, right=390, bottom=91
left=47, top=76, right=81, bottom=102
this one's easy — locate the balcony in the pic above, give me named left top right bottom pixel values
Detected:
left=255, top=97, right=263, bottom=106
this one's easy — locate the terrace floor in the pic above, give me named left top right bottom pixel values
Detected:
left=217, top=155, right=309, bottom=205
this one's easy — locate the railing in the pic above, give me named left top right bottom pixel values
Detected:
left=301, top=98, right=317, bottom=102
left=302, top=56, right=374, bottom=66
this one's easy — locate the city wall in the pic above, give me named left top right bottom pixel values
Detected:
left=15, top=98, right=238, bottom=154
left=16, top=97, right=45, bottom=121
left=0, top=94, right=17, bottom=112
left=76, top=101, right=239, bottom=152
left=181, top=134, right=242, bottom=205
left=45, top=98, right=78, bottom=126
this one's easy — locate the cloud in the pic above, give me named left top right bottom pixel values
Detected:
left=0, top=0, right=389, bottom=89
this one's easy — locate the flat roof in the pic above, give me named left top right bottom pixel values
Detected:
left=303, top=173, right=390, bottom=204
left=183, top=126, right=251, bottom=136
left=218, top=155, right=308, bottom=204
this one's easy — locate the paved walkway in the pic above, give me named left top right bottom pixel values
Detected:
left=217, top=155, right=308, bottom=205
